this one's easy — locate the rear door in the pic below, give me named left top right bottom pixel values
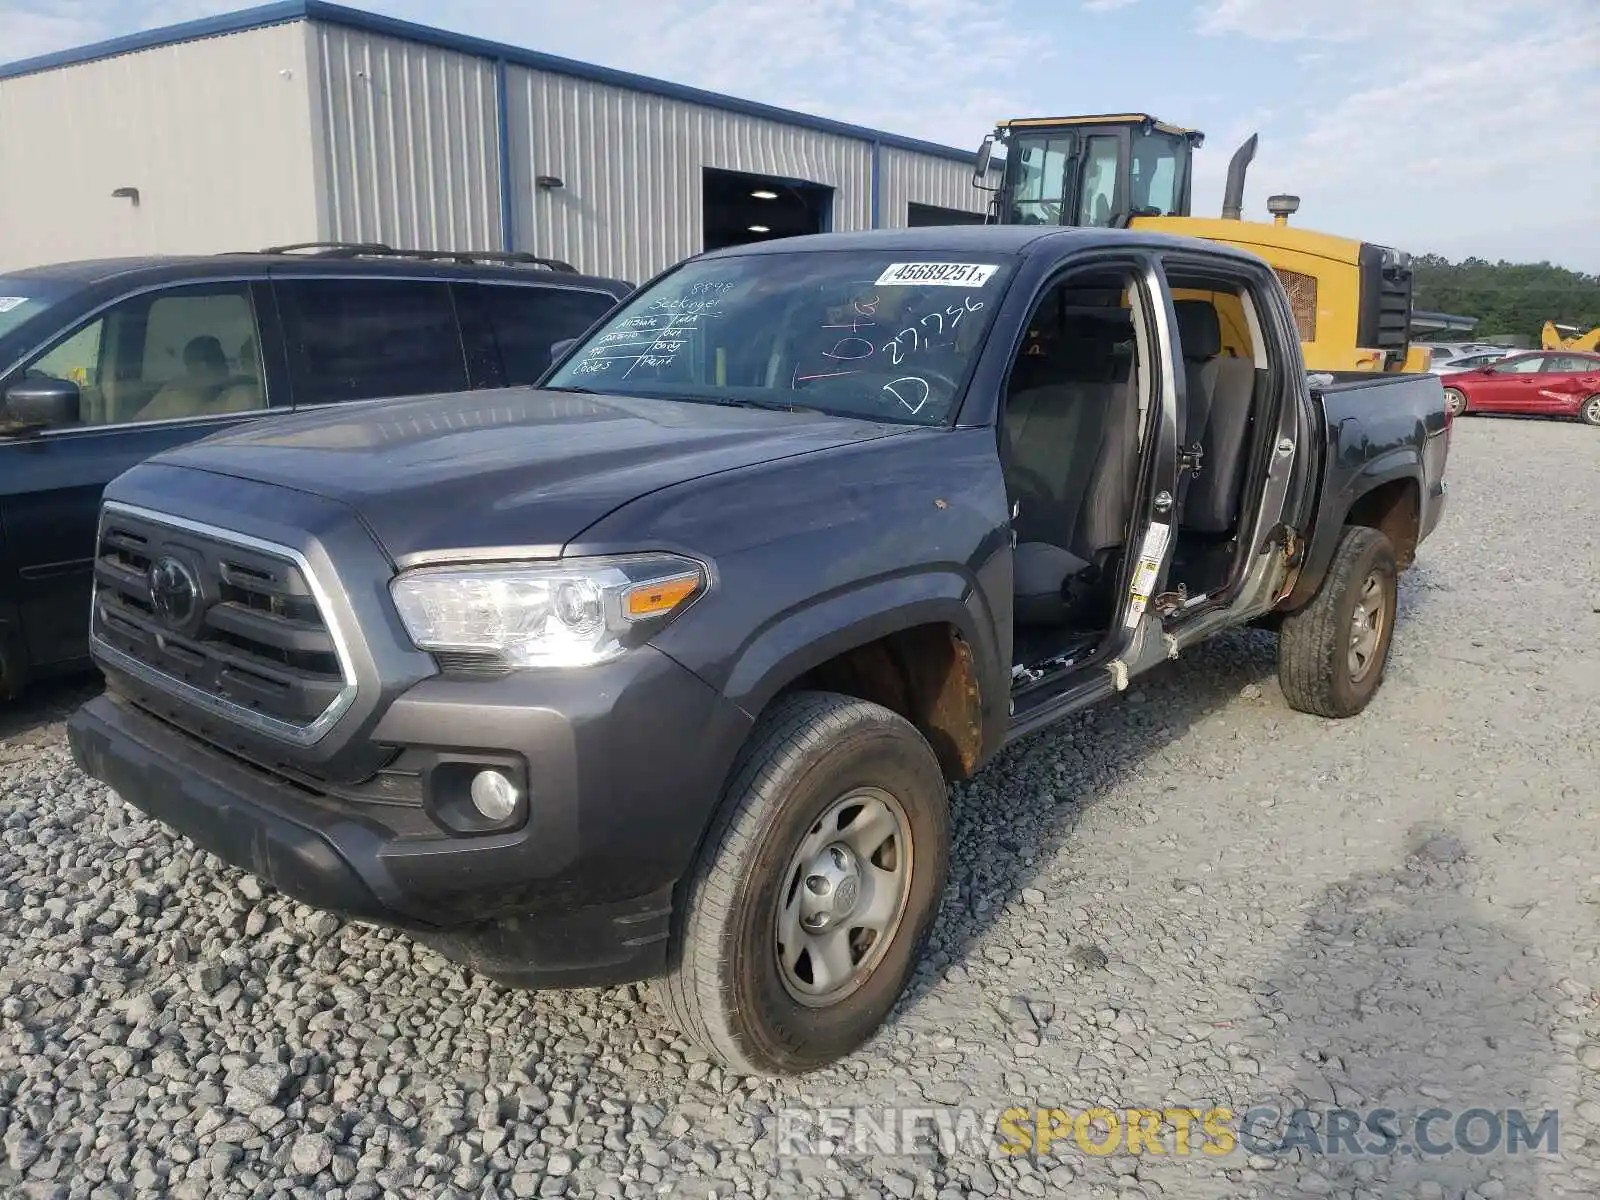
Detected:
left=0, top=280, right=279, bottom=670
left=455, top=281, right=624, bottom=387
left=1535, top=355, right=1600, bottom=414
left=272, top=277, right=470, bottom=408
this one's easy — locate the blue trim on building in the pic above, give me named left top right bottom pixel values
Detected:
left=494, top=58, right=515, bottom=252
left=0, top=0, right=982, bottom=168
left=870, top=142, right=882, bottom=229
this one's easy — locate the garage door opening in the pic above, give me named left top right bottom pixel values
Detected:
left=703, top=168, right=832, bottom=252
left=908, top=202, right=988, bottom=227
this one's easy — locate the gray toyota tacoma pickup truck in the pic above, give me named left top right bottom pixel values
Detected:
left=68, top=226, right=1450, bottom=1075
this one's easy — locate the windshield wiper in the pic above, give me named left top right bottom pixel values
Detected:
left=541, top=385, right=605, bottom=395
left=703, top=395, right=818, bottom=415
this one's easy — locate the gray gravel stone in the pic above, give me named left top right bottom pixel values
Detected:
left=289, top=1133, right=333, bottom=1177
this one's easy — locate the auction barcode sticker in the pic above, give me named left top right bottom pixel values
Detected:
left=874, top=262, right=999, bottom=287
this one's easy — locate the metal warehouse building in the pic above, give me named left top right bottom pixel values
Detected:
left=0, top=1, right=992, bottom=280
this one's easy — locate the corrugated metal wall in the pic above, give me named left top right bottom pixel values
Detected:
left=877, top=147, right=990, bottom=227
left=0, top=24, right=321, bottom=271
left=310, top=26, right=502, bottom=251
left=0, top=14, right=989, bottom=277
left=504, top=66, right=876, bottom=283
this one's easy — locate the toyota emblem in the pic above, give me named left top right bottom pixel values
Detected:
left=148, top=556, right=200, bottom=627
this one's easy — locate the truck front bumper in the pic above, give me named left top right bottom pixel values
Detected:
left=69, top=646, right=751, bottom=990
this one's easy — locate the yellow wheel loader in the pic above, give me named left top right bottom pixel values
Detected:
left=973, top=114, right=1429, bottom=373
left=1541, top=322, right=1600, bottom=352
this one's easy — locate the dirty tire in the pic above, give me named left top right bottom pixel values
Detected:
left=1443, top=387, right=1468, bottom=418
left=1581, top=394, right=1600, bottom=426
left=653, top=691, right=950, bottom=1075
left=1277, top=525, right=1399, bottom=718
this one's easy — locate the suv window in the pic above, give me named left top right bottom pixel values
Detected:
left=276, top=279, right=468, bottom=405
left=469, top=283, right=619, bottom=386
left=18, top=283, right=264, bottom=426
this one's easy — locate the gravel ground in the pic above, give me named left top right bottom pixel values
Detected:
left=2, top=416, right=1598, bottom=1200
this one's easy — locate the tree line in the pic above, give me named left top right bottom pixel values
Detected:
left=1412, top=255, right=1600, bottom=343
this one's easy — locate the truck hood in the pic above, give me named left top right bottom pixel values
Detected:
left=155, top=387, right=904, bottom=562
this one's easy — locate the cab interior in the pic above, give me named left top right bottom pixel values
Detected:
left=1000, top=268, right=1149, bottom=676
left=1000, top=266, right=1272, bottom=678
left=1164, top=272, right=1273, bottom=606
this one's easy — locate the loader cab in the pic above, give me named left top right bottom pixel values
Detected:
left=977, top=114, right=1204, bottom=229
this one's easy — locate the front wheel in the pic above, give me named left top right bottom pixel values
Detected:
left=1443, top=387, right=1468, bottom=418
left=1277, top=526, right=1399, bottom=718
left=653, top=691, right=950, bottom=1074
left=1581, top=394, right=1600, bottom=427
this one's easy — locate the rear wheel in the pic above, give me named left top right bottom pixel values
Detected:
left=1277, top=526, right=1399, bottom=718
left=654, top=691, right=950, bottom=1074
left=1581, top=394, right=1600, bottom=426
left=1443, top=387, right=1468, bottom=418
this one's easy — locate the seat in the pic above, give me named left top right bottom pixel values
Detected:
left=1071, top=366, right=1141, bottom=568
left=1006, top=378, right=1100, bottom=625
left=138, top=335, right=231, bottom=422
left=1173, top=299, right=1221, bottom=448
left=1172, top=301, right=1257, bottom=534
left=1004, top=317, right=1137, bottom=626
left=214, top=335, right=264, bottom=413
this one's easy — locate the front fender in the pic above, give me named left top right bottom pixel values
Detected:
left=721, top=563, right=1010, bottom=754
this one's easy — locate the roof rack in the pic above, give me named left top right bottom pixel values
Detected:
left=244, top=242, right=577, bottom=272
left=254, top=241, right=395, bottom=256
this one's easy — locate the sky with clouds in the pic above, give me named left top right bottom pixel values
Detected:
left=4, top=0, right=1597, bottom=271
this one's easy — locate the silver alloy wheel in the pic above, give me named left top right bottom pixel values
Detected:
left=1348, top=570, right=1387, bottom=682
left=1583, top=395, right=1600, bottom=426
left=775, top=787, right=913, bottom=1007
left=1444, top=388, right=1466, bottom=417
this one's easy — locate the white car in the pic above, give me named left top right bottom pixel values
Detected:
left=1420, top=341, right=1505, bottom=360
left=1427, top=349, right=1511, bottom=375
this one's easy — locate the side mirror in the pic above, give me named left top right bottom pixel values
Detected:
left=972, top=136, right=996, bottom=189
left=550, top=337, right=578, bottom=364
left=3, top=377, right=80, bottom=430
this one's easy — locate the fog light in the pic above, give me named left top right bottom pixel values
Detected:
left=470, top=769, right=520, bottom=821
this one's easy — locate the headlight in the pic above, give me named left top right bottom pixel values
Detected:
left=390, top=554, right=706, bottom=669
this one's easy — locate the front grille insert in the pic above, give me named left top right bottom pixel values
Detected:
left=90, top=502, right=357, bottom=745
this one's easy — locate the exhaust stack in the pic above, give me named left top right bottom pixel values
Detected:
left=1221, top=133, right=1258, bottom=220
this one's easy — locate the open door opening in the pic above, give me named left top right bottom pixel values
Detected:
left=1001, top=266, right=1156, bottom=681
left=1163, top=271, right=1273, bottom=607
left=702, top=168, right=831, bottom=253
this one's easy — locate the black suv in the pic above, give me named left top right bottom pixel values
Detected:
left=0, top=244, right=631, bottom=698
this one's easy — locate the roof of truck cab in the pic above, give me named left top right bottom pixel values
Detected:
left=697, top=225, right=1268, bottom=266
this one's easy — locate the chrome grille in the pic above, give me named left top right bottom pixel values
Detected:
left=90, top=503, right=356, bottom=744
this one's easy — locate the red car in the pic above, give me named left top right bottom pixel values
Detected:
left=1441, top=351, right=1600, bottom=425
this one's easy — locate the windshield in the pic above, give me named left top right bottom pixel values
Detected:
left=0, top=286, right=61, bottom=341
left=546, top=251, right=1016, bottom=425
